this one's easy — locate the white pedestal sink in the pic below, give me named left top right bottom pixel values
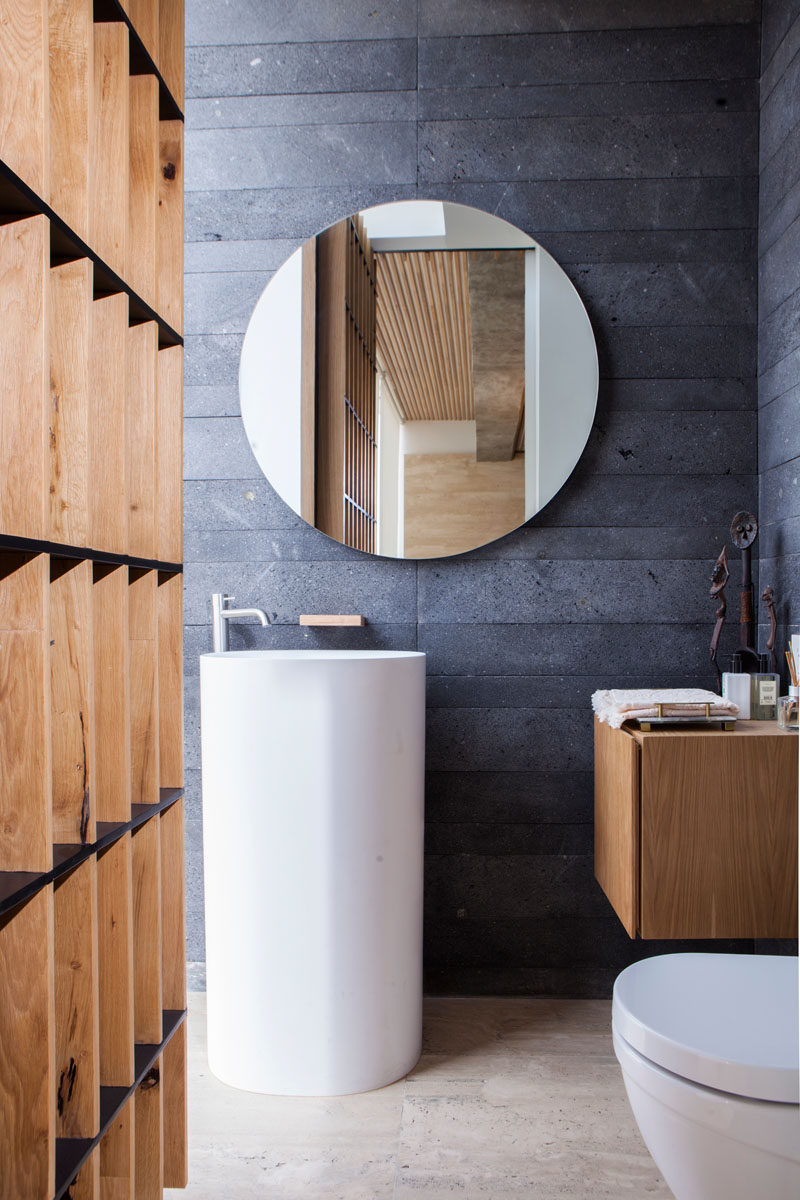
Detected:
left=200, top=649, right=426, bottom=1096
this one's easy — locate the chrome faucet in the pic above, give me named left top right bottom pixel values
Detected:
left=211, top=593, right=271, bottom=652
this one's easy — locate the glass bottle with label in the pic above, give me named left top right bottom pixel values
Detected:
left=751, top=654, right=780, bottom=721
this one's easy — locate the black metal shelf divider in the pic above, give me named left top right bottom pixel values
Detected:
left=53, top=1008, right=187, bottom=1200
left=0, top=789, right=184, bottom=918
left=0, top=533, right=183, bottom=574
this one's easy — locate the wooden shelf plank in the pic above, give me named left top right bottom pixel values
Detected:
left=97, top=834, right=134, bottom=1088
left=157, top=573, right=183, bottom=787
left=49, top=259, right=92, bottom=546
left=54, top=858, right=100, bottom=1140
left=48, top=0, right=92, bottom=240
left=90, top=292, right=129, bottom=557
left=131, top=818, right=163, bottom=1045
left=161, top=1018, right=186, bottom=1187
left=129, top=73, right=159, bottom=308
left=157, top=121, right=183, bottom=334
left=158, top=0, right=184, bottom=110
left=134, top=1054, right=164, bottom=1198
left=126, top=327, right=158, bottom=561
left=50, top=558, right=96, bottom=845
left=91, top=22, right=129, bottom=281
left=93, top=564, right=131, bottom=824
left=0, top=886, right=56, bottom=1200
left=0, top=0, right=49, bottom=202
left=0, top=215, right=49, bottom=540
left=0, top=553, right=52, bottom=873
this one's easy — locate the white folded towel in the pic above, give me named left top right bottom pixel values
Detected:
left=591, top=688, right=739, bottom=729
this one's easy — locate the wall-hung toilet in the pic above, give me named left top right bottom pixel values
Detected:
left=612, top=954, right=799, bottom=1200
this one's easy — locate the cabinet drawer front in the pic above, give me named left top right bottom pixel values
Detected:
left=640, top=736, right=798, bottom=939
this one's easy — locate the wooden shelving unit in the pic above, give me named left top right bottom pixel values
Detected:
left=0, top=1, right=186, bottom=1196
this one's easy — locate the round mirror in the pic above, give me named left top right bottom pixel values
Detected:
left=240, top=200, right=598, bottom=559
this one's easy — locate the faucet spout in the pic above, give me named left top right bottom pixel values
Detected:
left=211, top=593, right=271, bottom=652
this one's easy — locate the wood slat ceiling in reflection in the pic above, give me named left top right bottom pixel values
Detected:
left=374, top=250, right=473, bottom=422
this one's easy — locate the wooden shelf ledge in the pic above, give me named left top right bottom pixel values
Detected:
left=0, top=789, right=184, bottom=918
left=53, top=1007, right=186, bottom=1200
left=0, top=161, right=183, bottom=348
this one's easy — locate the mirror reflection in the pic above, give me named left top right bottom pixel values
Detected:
left=240, top=201, right=598, bottom=559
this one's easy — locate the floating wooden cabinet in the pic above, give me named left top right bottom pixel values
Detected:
left=0, top=0, right=185, bottom=1192
left=594, top=718, right=799, bottom=940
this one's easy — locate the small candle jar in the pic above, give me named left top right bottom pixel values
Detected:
left=777, top=688, right=799, bottom=731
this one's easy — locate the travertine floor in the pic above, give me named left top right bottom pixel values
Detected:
left=166, top=992, right=671, bottom=1199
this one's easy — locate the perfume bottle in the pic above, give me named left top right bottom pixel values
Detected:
left=722, top=652, right=750, bottom=719
left=750, top=654, right=779, bottom=721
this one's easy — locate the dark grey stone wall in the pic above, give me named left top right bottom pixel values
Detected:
left=184, top=1, right=769, bottom=994
left=759, top=0, right=800, bottom=658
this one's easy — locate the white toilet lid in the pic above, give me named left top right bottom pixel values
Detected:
left=612, top=954, right=799, bottom=1103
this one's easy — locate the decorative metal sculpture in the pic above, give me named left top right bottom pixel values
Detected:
left=730, top=511, right=761, bottom=671
left=762, top=585, right=778, bottom=674
left=709, top=546, right=729, bottom=690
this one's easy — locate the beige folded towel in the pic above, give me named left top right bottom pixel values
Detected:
left=591, top=688, right=739, bottom=729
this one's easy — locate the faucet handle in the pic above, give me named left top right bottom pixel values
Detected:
left=224, top=594, right=234, bottom=605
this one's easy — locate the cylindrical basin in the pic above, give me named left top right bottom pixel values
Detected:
left=200, top=648, right=426, bottom=1095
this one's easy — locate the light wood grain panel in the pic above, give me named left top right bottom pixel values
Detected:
left=301, top=237, right=316, bottom=525
left=128, top=74, right=159, bottom=307
left=0, top=888, right=55, bottom=1200
left=97, top=835, right=135, bottom=1086
left=126, top=0, right=158, bottom=63
left=315, top=220, right=347, bottom=542
left=0, top=216, right=49, bottom=540
left=375, top=250, right=472, bottom=422
left=132, top=818, right=162, bottom=1044
left=156, top=346, right=183, bottom=564
left=593, top=718, right=639, bottom=939
left=48, top=0, right=92, bottom=238
left=100, top=1098, right=134, bottom=1200
left=157, top=574, right=183, bottom=788
left=93, top=565, right=131, bottom=823
left=157, top=120, right=184, bottom=333
left=403, top=452, right=525, bottom=559
left=0, top=553, right=51, bottom=872
left=71, top=1147, right=100, bottom=1200
left=50, top=558, right=95, bottom=844
left=640, top=730, right=798, bottom=939
left=126, top=323, right=158, bottom=561
left=158, top=0, right=183, bottom=105
left=90, top=293, right=128, bottom=555
left=92, top=22, right=129, bottom=278
left=49, top=258, right=92, bottom=544
left=159, top=799, right=185, bottom=1010
left=161, top=1022, right=187, bottom=1188
left=0, top=0, right=49, bottom=199
left=129, top=570, right=159, bottom=808
left=135, top=1059, right=163, bottom=1200
left=54, top=858, right=100, bottom=1139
